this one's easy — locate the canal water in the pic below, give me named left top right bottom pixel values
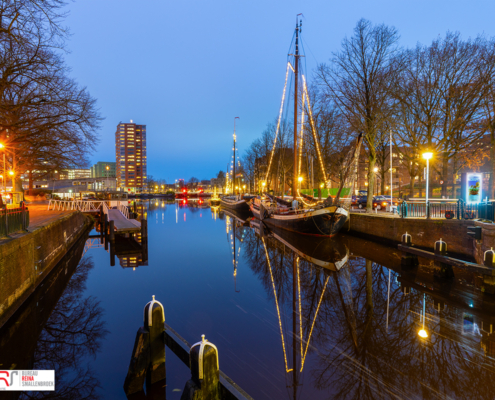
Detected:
left=1, top=199, right=495, bottom=400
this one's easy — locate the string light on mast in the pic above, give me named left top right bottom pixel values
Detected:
left=302, top=75, right=327, bottom=184
left=265, top=62, right=291, bottom=184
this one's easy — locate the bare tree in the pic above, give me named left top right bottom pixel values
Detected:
left=316, top=19, right=402, bottom=210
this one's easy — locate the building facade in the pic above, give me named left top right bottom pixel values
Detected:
left=91, top=162, right=116, bottom=179
left=115, top=121, right=147, bottom=192
left=66, top=169, right=91, bottom=180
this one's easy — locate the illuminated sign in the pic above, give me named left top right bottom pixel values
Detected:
left=466, top=173, right=482, bottom=203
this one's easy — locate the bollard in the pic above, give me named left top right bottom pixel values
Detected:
left=434, top=238, right=447, bottom=255
left=484, top=248, right=495, bottom=268
left=181, top=335, right=220, bottom=400
left=124, top=295, right=166, bottom=396
left=109, top=220, right=115, bottom=243
left=402, top=232, right=412, bottom=246
left=144, top=295, right=166, bottom=386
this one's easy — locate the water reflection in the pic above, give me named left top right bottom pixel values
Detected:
left=225, top=208, right=495, bottom=400
left=0, top=232, right=108, bottom=400
left=2, top=201, right=495, bottom=400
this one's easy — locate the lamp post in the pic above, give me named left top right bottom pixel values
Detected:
left=422, top=152, right=433, bottom=206
left=106, top=165, right=110, bottom=192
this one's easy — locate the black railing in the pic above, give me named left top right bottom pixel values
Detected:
left=0, top=205, right=29, bottom=237
left=399, top=199, right=495, bottom=221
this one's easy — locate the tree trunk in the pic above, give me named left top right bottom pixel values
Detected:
left=29, top=171, right=34, bottom=191
left=367, top=153, right=376, bottom=212
left=409, top=173, right=415, bottom=197
left=491, top=128, right=495, bottom=200
left=419, top=174, right=423, bottom=198
left=441, top=152, right=448, bottom=198
left=380, top=171, right=385, bottom=195
left=365, top=259, right=373, bottom=310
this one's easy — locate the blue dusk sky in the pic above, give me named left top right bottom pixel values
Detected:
left=64, top=0, right=495, bottom=183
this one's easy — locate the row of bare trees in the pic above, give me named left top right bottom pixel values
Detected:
left=243, top=19, right=495, bottom=211
left=0, top=0, right=101, bottom=193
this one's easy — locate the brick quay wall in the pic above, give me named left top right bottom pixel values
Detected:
left=345, top=213, right=475, bottom=259
left=0, top=211, right=92, bottom=328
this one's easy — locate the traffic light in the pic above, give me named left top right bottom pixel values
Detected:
left=467, top=226, right=482, bottom=240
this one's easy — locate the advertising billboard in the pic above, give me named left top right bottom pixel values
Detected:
left=466, top=173, right=482, bottom=203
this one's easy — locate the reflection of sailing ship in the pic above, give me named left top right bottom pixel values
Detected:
left=254, top=220, right=349, bottom=271
left=253, top=214, right=351, bottom=399
left=225, top=210, right=249, bottom=293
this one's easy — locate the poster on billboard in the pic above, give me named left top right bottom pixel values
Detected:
left=466, top=173, right=482, bottom=203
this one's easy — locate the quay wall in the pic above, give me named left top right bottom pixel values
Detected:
left=346, top=213, right=475, bottom=258
left=0, top=211, right=92, bottom=328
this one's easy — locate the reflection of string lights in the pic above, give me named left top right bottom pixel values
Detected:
left=297, top=258, right=303, bottom=359
left=301, top=275, right=330, bottom=371
left=265, top=62, right=291, bottom=184
left=262, top=237, right=293, bottom=373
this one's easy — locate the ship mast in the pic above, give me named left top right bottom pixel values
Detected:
left=293, top=20, right=301, bottom=202
left=233, top=117, right=239, bottom=195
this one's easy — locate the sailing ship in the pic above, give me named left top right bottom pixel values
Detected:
left=220, top=117, right=251, bottom=212
left=250, top=19, right=362, bottom=237
left=210, top=186, right=221, bottom=206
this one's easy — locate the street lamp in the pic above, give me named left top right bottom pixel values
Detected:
left=422, top=152, right=433, bottom=206
left=106, top=165, right=110, bottom=191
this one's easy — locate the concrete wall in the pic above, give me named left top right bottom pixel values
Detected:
left=347, top=213, right=475, bottom=258
left=0, top=211, right=92, bottom=328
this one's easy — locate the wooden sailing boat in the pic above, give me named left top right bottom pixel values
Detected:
left=250, top=19, right=362, bottom=237
left=221, top=117, right=251, bottom=212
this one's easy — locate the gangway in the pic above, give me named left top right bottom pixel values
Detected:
left=48, top=199, right=141, bottom=234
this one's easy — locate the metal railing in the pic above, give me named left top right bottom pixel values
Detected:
left=399, top=199, right=495, bottom=221
left=48, top=199, right=109, bottom=213
left=117, top=201, right=130, bottom=219
left=0, top=206, right=29, bottom=237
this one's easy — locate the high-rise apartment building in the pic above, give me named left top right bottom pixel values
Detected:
left=115, top=121, right=147, bottom=191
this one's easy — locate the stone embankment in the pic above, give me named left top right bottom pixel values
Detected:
left=346, top=212, right=476, bottom=259
left=0, top=208, right=92, bottom=328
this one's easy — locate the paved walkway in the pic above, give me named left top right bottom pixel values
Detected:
left=0, top=201, right=74, bottom=245
left=26, top=202, right=74, bottom=229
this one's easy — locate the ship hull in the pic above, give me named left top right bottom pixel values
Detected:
left=220, top=198, right=251, bottom=212
left=257, top=206, right=348, bottom=237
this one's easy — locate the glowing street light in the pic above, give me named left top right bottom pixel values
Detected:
left=423, top=152, right=433, bottom=208
left=298, top=176, right=303, bottom=182
left=418, top=329, right=428, bottom=338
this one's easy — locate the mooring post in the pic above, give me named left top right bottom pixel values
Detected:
left=181, top=334, right=221, bottom=400
left=104, top=214, right=109, bottom=251
left=434, top=238, right=447, bottom=255
left=124, top=295, right=166, bottom=396
left=109, top=220, right=115, bottom=243
left=110, top=241, right=115, bottom=267
left=141, top=219, right=148, bottom=239
left=484, top=248, right=495, bottom=268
